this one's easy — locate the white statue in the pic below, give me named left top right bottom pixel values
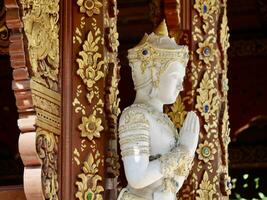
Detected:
left=117, top=20, right=200, bottom=200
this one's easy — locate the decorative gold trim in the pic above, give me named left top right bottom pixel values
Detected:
left=166, top=95, right=187, bottom=129
left=75, top=152, right=104, bottom=200
left=76, top=31, right=105, bottom=103
left=20, top=0, right=60, bottom=91
left=77, top=0, right=103, bottom=17
left=78, top=113, right=104, bottom=141
left=196, top=171, right=217, bottom=200
left=31, top=79, right=61, bottom=104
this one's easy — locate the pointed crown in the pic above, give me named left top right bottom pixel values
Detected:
left=127, top=19, right=189, bottom=89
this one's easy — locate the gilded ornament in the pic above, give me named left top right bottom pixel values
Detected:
left=77, top=31, right=105, bottom=103
left=196, top=36, right=216, bottom=65
left=220, top=6, right=230, bottom=69
left=77, top=0, right=103, bottom=17
left=75, top=152, right=104, bottom=200
left=196, top=172, right=216, bottom=200
left=196, top=141, right=217, bottom=163
left=166, top=95, right=187, bottom=129
left=193, top=0, right=219, bottom=32
left=20, top=0, right=60, bottom=91
left=220, top=173, right=231, bottom=196
left=78, top=114, right=104, bottom=141
left=196, top=72, right=220, bottom=123
left=194, top=0, right=218, bottom=20
left=37, top=128, right=59, bottom=200
left=107, top=21, right=119, bottom=52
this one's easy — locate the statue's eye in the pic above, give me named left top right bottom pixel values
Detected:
left=142, top=49, right=149, bottom=56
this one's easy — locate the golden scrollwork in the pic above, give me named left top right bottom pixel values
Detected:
left=37, top=128, right=59, bottom=200
left=20, top=0, right=60, bottom=91
left=78, top=112, right=104, bottom=141
left=77, top=0, right=103, bottom=17
left=75, top=152, right=104, bottom=200
left=166, top=95, right=187, bottom=129
left=76, top=31, right=105, bottom=103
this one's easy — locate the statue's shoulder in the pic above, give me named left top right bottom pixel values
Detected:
left=119, top=104, right=150, bottom=127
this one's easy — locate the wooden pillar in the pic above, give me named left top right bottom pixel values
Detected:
left=62, top=0, right=120, bottom=200
left=5, top=0, right=61, bottom=199
left=6, top=0, right=120, bottom=199
left=164, top=0, right=231, bottom=199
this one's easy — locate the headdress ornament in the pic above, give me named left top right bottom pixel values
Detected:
left=128, top=19, right=189, bottom=90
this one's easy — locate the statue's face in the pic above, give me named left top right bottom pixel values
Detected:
left=158, top=61, right=185, bottom=104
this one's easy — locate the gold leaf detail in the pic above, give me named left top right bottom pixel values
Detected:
left=107, top=20, right=119, bottom=52
left=196, top=172, right=216, bottom=200
left=78, top=114, right=104, bottom=141
left=36, top=128, right=59, bottom=200
left=196, top=36, right=216, bottom=65
left=220, top=6, right=230, bottom=70
left=77, top=0, right=103, bottom=17
left=20, top=0, right=60, bottom=91
left=196, top=141, right=217, bottom=163
left=196, top=72, right=220, bottom=123
left=167, top=95, right=187, bottom=129
left=75, top=152, right=104, bottom=200
left=76, top=31, right=105, bottom=103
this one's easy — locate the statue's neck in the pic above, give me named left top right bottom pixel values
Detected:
left=134, top=91, right=163, bottom=112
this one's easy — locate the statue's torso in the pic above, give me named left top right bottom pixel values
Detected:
left=119, top=104, right=178, bottom=199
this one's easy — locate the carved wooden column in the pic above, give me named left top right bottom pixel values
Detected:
left=164, top=0, right=231, bottom=199
left=62, top=0, right=120, bottom=200
left=5, top=0, right=61, bottom=199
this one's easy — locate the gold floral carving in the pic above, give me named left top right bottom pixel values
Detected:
left=74, top=2, right=107, bottom=199
left=194, top=0, right=219, bottom=32
left=75, top=152, right=104, bottom=200
left=196, top=72, right=220, bottom=137
left=177, top=0, right=230, bottom=198
left=78, top=112, right=104, bottom=141
left=166, top=95, right=187, bottom=129
left=20, top=0, right=60, bottom=91
left=196, top=141, right=217, bottom=163
left=77, top=0, right=103, bottom=17
left=196, top=35, right=216, bottom=65
left=196, top=172, right=217, bottom=200
left=37, top=128, right=59, bottom=200
left=76, top=31, right=105, bottom=103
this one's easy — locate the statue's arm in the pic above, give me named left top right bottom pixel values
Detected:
left=171, top=111, right=200, bottom=192
left=119, top=109, right=163, bottom=188
left=122, top=149, right=163, bottom=189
